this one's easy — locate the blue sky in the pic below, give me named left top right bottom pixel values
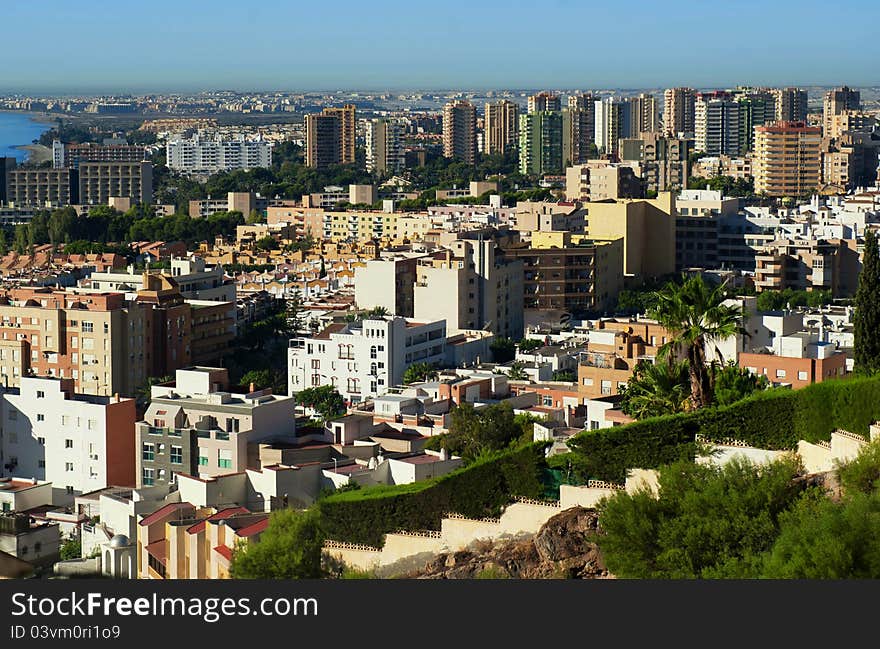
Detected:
left=2, top=0, right=878, bottom=93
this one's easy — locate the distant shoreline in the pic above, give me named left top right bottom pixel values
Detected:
left=0, top=110, right=57, bottom=163
left=14, top=143, right=53, bottom=165
left=0, top=109, right=59, bottom=126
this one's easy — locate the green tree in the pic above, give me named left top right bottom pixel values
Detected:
left=517, top=338, right=544, bottom=353
left=246, top=209, right=265, bottom=224
left=442, top=402, right=521, bottom=460
left=597, top=456, right=805, bottom=578
left=254, top=235, right=278, bottom=252
left=318, top=256, right=327, bottom=278
left=0, top=229, right=7, bottom=256
left=762, top=491, right=880, bottom=579
left=230, top=508, right=325, bottom=579
left=836, top=436, right=880, bottom=496
left=490, top=337, right=516, bottom=363
left=507, top=362, right=529, bottom=381
left=854, top=230, right=880, bottom=374
left=650, top=275, right=744, bottom=409
left=240, top=368, right=286, bottom=394
left=296, top=385, right=346, bottom=421
left=711, top=361, right=769, bottom=407
left=402, top=361, right=438, bottom=384
left=285, top=288, right=304, bottom=333
left=59, top=537, right=82, bottom=561
left=551, top=369, right=576, bottom=382
left=618, top=360, right=691, bottom=420
left=365, top=305, right=389, bottom=318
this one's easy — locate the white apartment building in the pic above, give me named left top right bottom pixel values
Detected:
left=365, top=118, right=404, bottom=174
left=166, top=135, right=274, bottom=174
left=0, top=377, right=137, bottom=505
left=288, top=316, right=447, bottom=403
left=85, top=256, right=235, bottom=303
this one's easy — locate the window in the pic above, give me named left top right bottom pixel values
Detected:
left=142, top=468, right=155, bottom=486
left=775, top=369, right=787, bottom=379
left=7, top=409, right=16, bottom=421
left=65, top=462, right=74, bottom=472
left=582, top=377, right=594, bottom=387
left=311, top=373, right=321, bottom=387
left=142, top=443, right=155, bottom=461
left=170, top=446, right=182, bottom=464
left=542, top=396, right=553, bottom=407
left=1, top=502, right=9, bottom=512
left=198, top=455, right=208, bottom=466
left=798, top=370, right=808, bottom=381
left=81, top=322, right=94, bottom=333
left=36, top=414, right=44, bottom=422
left=65, top=439, right=73, bottom=448
left=87, top=419, right=96, bottom=430
left=36, top=390, right=45, bottom=399
left=600, top=380, right=612, bottom=396
left=218, top=449, right=232, bottom=469
left=370, top=346, right=377, bottom=359
left=225, top=418, right=240, bottom=433
left=37, top=437, right=44, bottom=446
left=38, top=460, right=45, bottom=468
left=311, top=359, right=320, bottom=369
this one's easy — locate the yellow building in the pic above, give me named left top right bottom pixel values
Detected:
left=753, top=121, right=821, bottom=197
left=584, top=192, right=676, bottom=280
left=137, top=502, right=268, bottom=580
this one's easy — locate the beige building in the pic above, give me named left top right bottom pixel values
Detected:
left=823, top=86, right=860, bottom=136
left=305, top=105, right=356, bottom=168
left=0, top=287, right=147, bottom=397
left=825, top=111, right=877, bottom=140
left=773, top=87, right=808, bottom=122
left=442, top=100, right=477, bottom=165
left=502, top=232, right=624, bottom=316
left=628, top=93, right=660, bottom=135
left=619, top=133, right=690, bottom=193
left=754, top=238, right=861, bottom=298
left=528, top=92, right=561, bottom=113
left=584, top=193, right=677, bottom=280
left=753, top=121, right=821, bottom=197
left=663, top=87, right=696, bottom=136
left=565, top=162, right=643, bottom=202
left=413, top=238, right=524, bottom=340
left=78, top=161, right=153, bottom=206
left=483, top=100, right=519, bottom=155
left=136, top=367, right=296, bottom=488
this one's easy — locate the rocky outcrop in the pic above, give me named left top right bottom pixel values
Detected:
left=405, top=507, right=611, bottom=579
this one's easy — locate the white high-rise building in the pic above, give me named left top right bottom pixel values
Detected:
left=365, top=119, right=404, bottom=174
left=166, top=135, right=274, bottom=174
left=594, top=98, right=632, bottom=156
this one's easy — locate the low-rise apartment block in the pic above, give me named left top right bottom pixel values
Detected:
left=289, top=316, right=447, bottom=404
left=136, top=367, right=296, bottom=488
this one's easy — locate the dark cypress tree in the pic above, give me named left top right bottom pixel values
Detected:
left=854, top=230, right=880, bottom=374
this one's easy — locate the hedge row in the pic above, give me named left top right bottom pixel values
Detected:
left=317, top=443, right=548, bottom=547
left=568, top=375, right=880, bottom=483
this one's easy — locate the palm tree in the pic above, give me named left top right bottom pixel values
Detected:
left=649, top=275, right=744, bottom=409
left=507, top=361, right=529, bottom=381
left=619, top=360, right=690, bottom=420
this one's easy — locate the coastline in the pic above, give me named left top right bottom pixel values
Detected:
left=0, top=110, right=57, bottom=164
left=14, top=143, right=53, bottom=165
left=0, top=108, right=59, bottom=126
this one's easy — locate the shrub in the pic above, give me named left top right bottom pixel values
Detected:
left=317, top=443, right=548, bottom=547
left=597, top=457, right=805, bottom=578
left=568, top=375, right=880, bottom=483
